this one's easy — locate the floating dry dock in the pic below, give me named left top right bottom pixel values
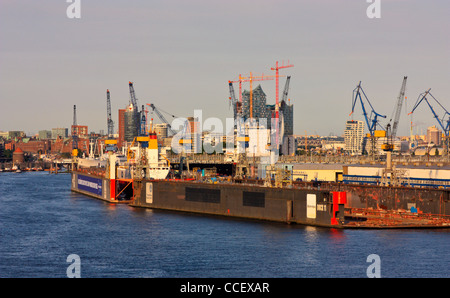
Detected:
left=70, top=170, right=450, bottom=229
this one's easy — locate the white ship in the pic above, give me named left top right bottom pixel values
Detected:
left=75, top=122, right=170, bottom=181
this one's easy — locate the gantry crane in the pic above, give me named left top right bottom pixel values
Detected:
left=409, top=88, right=450, bottom=154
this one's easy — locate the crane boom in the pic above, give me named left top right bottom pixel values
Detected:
left=128, top=81, right=138, bottom=108
left=106, top=89, right=114, bottom=137
left=409, top=89, right=450, bottom=137
left=270, top=61, right=293, bottom=150
left=350, top=81, right=386, bottom=136
left=390, top=76, right=407, bottom=138
left=281, top=76, right=291, bottom=103
left=228, top=81, right=241, bottom=119
left=147, top=103, right=176, bottom=135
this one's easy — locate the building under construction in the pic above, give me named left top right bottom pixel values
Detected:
left=240, top=81, right=295, bottom=155
left=117, top=82, right=147, bottom=148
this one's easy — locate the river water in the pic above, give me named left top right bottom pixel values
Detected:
left=0, top=171, right=448, bottom=278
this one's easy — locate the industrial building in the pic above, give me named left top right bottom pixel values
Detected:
left=343, top=164, right=450, bottom=188
left=292, top=163, right=344, bottom=182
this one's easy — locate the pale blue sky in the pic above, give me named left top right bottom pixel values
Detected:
left=0, top=0, right=449, bottom=137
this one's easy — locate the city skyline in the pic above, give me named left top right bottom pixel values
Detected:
left=1, top=0, right=449, bottom=137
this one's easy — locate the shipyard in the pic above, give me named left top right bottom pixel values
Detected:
left=2, top=66, right=450, bottom=228
left=1, top=0, right=449, bottom=282
left=19, top=62, right=440, bottom=229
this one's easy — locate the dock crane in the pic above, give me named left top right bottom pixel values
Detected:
left=271, top=61, right=293, bottom=149
left=146, top=103, right=177, bottom=136
left=72, top=105, right=78, bottom=157
left=106, top=89, right=114, bottom=137
left=350, top=81, right=386, bottom=154
left=281, top=76, right=291, bottom=104
left=409, top=88, right=450, bottom=154
left=390, top=76, right=408, bottom=139
left=228, top=80, right=241, bottom=120
left=104, top=90, right=118, bottom=152
left=276, top=76, right=291, bottom=125
left=128, top=81, right=138, bottom=108
left=382, top=76, right=408, bottom=152
left=128, top=81, right=147, bottom=136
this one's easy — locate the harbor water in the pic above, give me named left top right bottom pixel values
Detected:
left=0, top=172, right=449, bottom=278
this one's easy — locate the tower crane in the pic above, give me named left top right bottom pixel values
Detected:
left=238, top=72, right=277, bottom=119
left=271, top=61, right=293, bottom=149
left=272, top=76, right=291, bottom=144
left=228, top=74, right=275, bottom=121
left=146, top=103, right=177, bottom=135
left=106, top=89, right=114, bottom=137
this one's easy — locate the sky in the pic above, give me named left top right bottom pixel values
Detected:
left=0, top=0, right=449, bottom=137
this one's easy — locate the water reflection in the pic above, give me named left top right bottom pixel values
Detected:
left=1, top=172, right=449, bottom=277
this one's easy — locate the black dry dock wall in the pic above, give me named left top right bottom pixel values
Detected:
left=133, top=180, right=338, bottom=226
